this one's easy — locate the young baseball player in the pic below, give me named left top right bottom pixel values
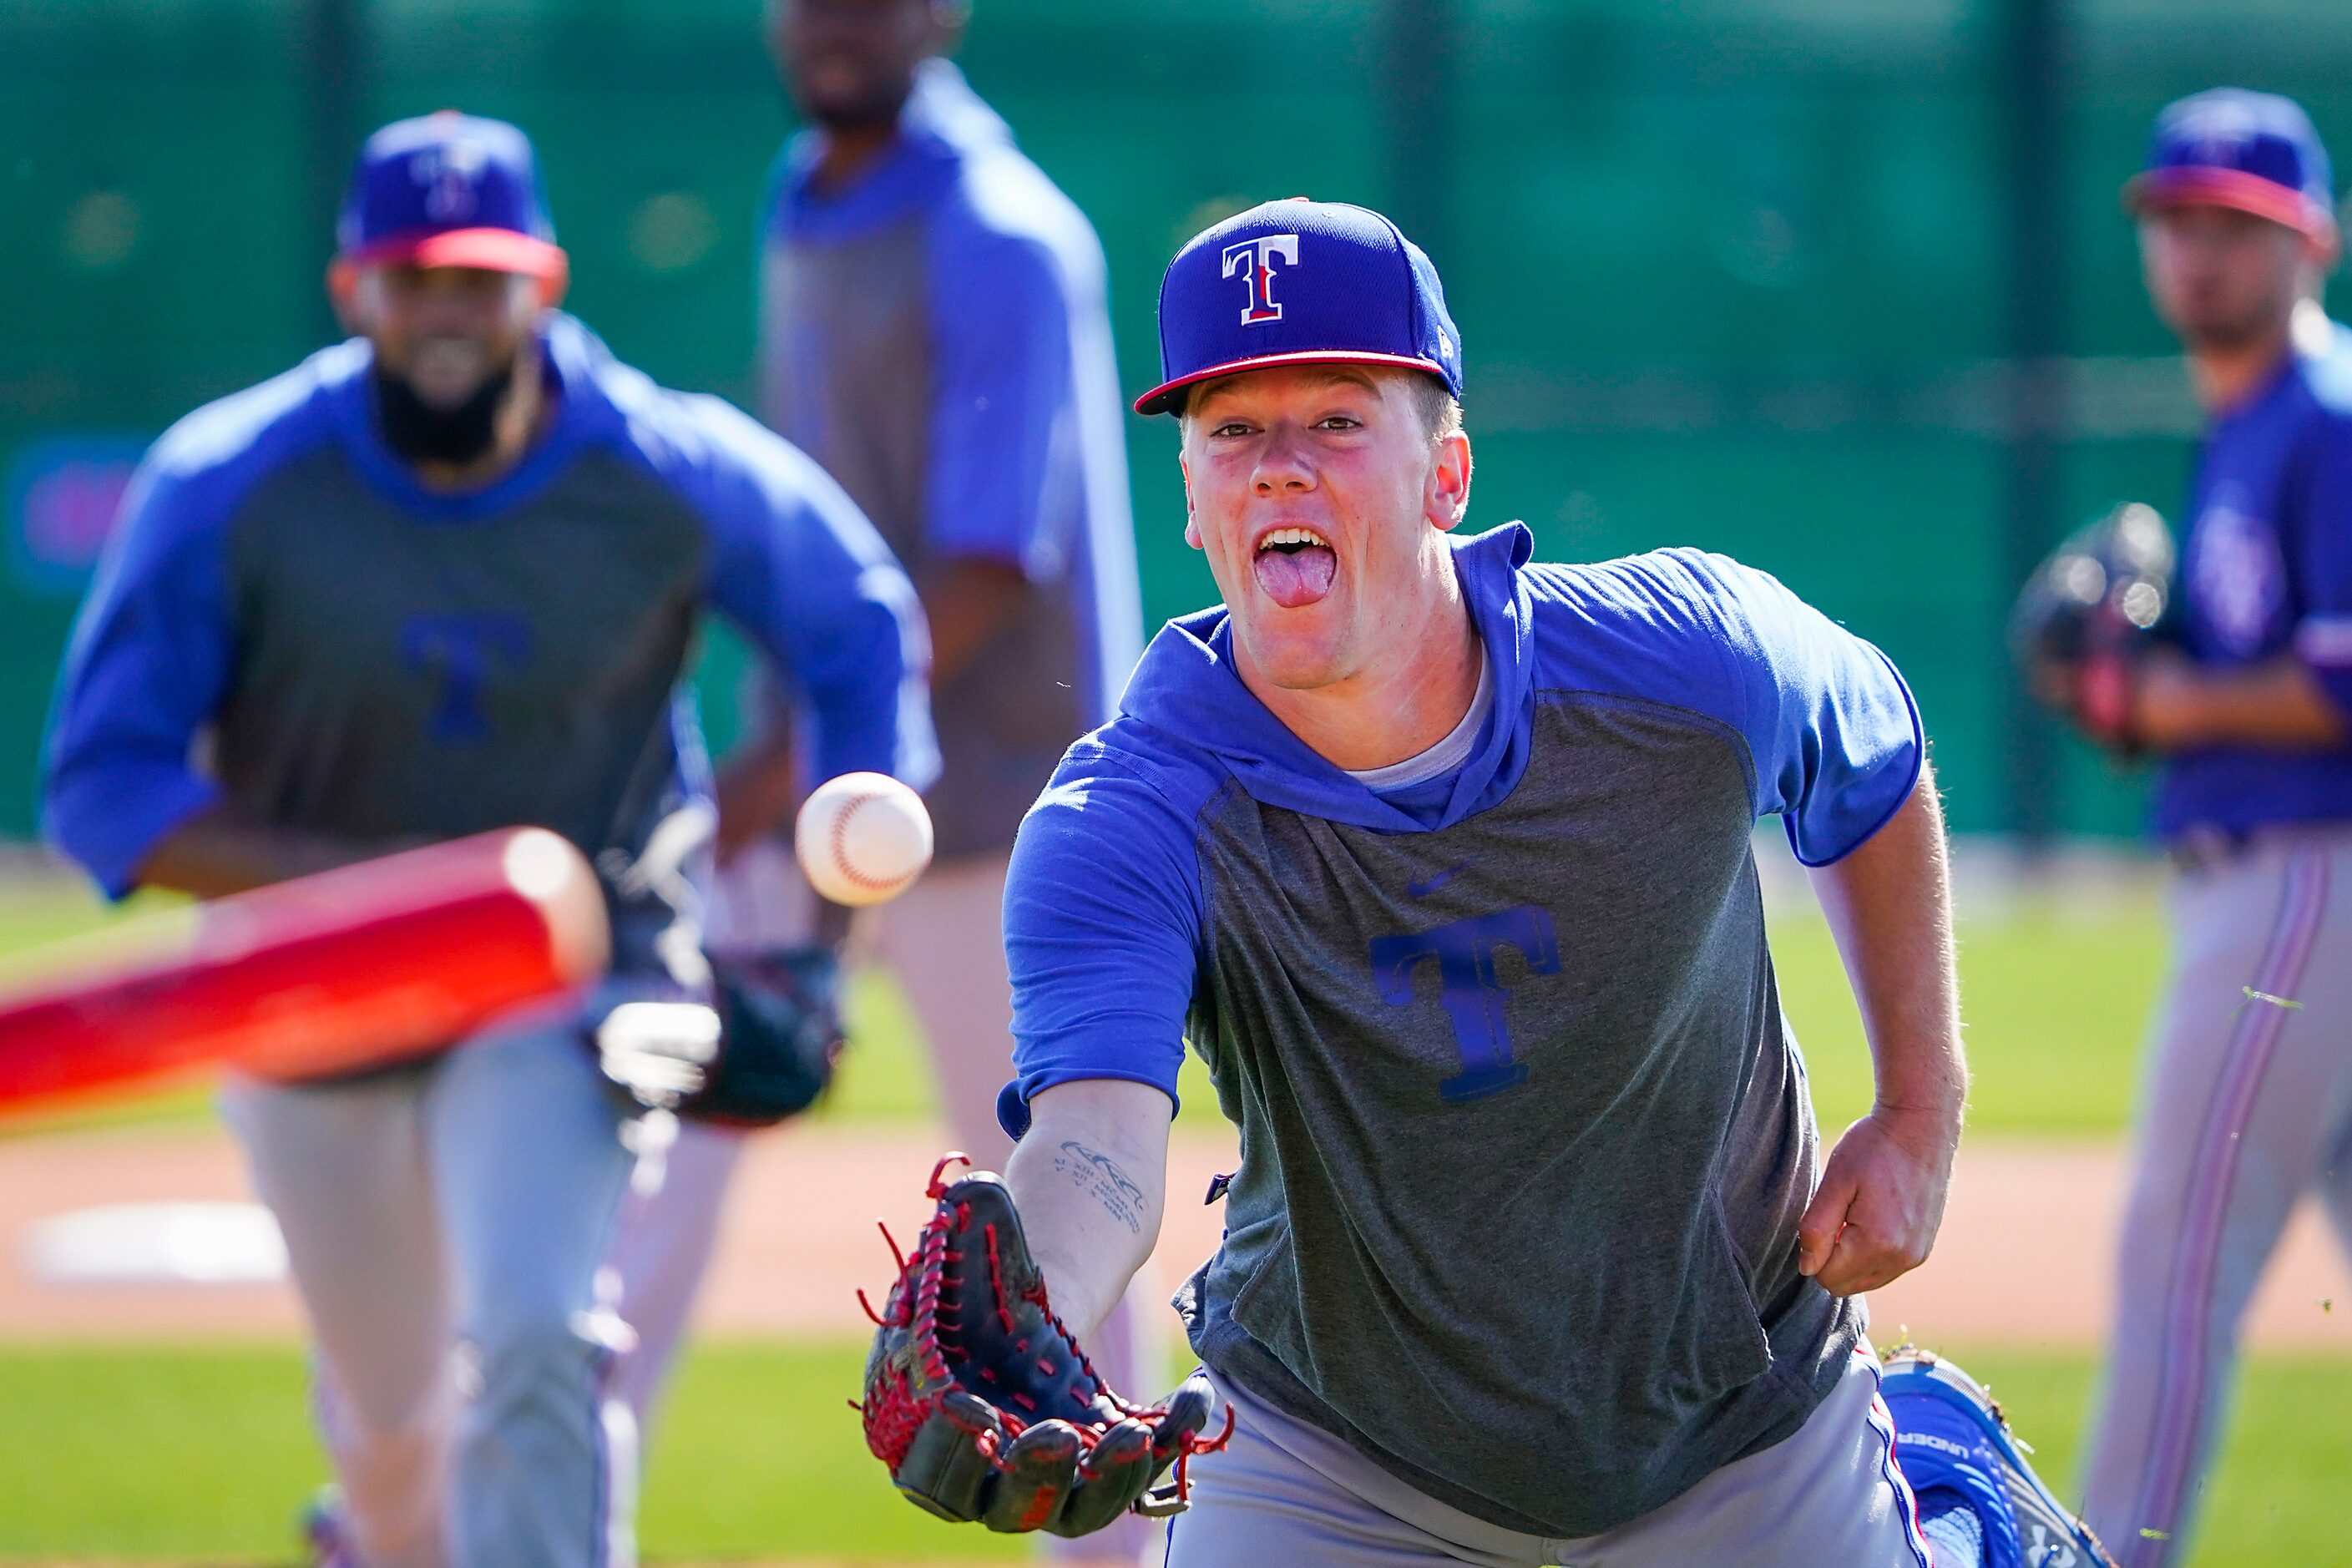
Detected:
left=860, top=200, right=2117, bottom=1567
left=41, top=113, right=933, bottom=1568
left=604, top=3, right=1155, bottom=1555
left=2038, top=89, right=2352, bottom=1566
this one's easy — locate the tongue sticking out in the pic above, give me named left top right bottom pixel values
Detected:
left=1253, top=544, right=1337, bottom=609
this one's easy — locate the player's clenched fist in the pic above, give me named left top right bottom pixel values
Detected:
left=1795, top=1105, right=1960, bottom=1297
left=858, top=1157, right=1230, bottom=1535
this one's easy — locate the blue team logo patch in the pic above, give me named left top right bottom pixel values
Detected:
left=400, top=611, right=533, bottom=742
left=2171, top=94, right=2265, bottom=164
left=2189, top=484, right=2285, bottom=656
left=1369, top=904, right=1560, bottom=1103
left=6, top=434, right=147, bottom=596
left=1221, top=234, right=1298, bottom=325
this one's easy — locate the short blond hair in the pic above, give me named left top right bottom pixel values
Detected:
left=1408, top=374, right=1464, bottom=442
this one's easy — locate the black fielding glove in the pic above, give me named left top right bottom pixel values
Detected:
left=594, top=946, right=844, bottom=1128
left=2011, top=502, right=2176, bottom=751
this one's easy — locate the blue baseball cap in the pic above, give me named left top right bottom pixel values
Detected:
left=1134, top=199, right=1462, bottom=417
left=2124, top=88, right=2337, bottom=242
left=335, top=111, right=569, bottom=281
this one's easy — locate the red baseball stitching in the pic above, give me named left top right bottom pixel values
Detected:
left=828, top=790, right=913, bottom=895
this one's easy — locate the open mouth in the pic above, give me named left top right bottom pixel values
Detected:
left=1252, top=527, right=1338, bottom=609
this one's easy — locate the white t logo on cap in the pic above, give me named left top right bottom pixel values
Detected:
left=413, top=141, right=488, bottom=223
left=1222, top=235, right=1299, bottom=325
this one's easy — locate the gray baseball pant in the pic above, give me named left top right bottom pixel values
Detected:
left=2081, top=829, right=2352, bottom=1565
left=221, top=1011, right=639, bottom=1568
left=1165, top=1349, right=1935, bottom=1568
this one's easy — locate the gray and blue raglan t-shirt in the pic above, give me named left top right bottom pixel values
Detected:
left=995, top=523, right=1923, bottom=1538
left=759, top=59, right=1141, bottom=858
left=41, top=315, right=937, bottom=964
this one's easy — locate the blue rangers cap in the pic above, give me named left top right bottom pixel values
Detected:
left=2124, top=88, right=2338, bottom=244
left=335, top=111, right=569, bottom=281
left=1134, top=198, right=1462, bottom=416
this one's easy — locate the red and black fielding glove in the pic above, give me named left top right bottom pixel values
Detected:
left=857, top=1156, right=1232, bottom=1536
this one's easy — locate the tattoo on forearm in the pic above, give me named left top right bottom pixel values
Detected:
left=1050, top=1141, right=1145, bottom=1236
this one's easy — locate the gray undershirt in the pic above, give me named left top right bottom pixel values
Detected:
left=1343, top=645, right=1494, bottom=794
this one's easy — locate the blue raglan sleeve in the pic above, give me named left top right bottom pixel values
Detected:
left=923, top=215, right=1080, bottom=574
left=2284, top=411, right=2352, bottom=716
left=996, top=751, right=1203, bottom=1140
left=1672, top=550, right=1925, bottom=867
left=752, top=149, right=799, bottom=437
left=686, top=397, right=940, bottom=790
left=40, top=456, right=235, bottom=898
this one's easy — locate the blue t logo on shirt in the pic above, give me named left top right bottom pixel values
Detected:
left=400, top=611, right=533, bottom=742
left=1370, top=904, right=1561, bottom=1103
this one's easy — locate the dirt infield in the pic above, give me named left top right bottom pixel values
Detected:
left=2, top=1119, right=2347, bottom=1349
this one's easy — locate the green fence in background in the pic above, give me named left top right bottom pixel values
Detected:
left=5, top=0, right=2351, bottom=846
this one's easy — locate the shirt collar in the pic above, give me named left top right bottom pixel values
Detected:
left=1120, top=522, right=1538, bottom=832
left=1346, top=639, right=1492, bottom=791
left=2208, top=331, right=2326, bottom=427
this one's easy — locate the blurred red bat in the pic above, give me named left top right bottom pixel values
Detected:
left=0, top=828, right=609, bottom=1118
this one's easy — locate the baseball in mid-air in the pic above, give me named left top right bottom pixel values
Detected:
left=795, top=771, right=934, bottom=907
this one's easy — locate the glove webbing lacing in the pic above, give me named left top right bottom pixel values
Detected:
left=852, top=1154, right=1233, bottom=1501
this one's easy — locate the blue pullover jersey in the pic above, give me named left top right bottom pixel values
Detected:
left=44, top=316, right=937, bottom=939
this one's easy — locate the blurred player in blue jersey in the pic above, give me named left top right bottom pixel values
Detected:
left=2040, top=90, right=2352, bottom=1566
left=951, top=198, right=2116, bottom=1568
left=599, top=6, right=1155, bottom=1559
left=41, top=113, right=933, bottom=1568
left=745, top=0, right=1140, bottom=1101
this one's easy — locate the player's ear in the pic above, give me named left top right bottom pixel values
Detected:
left=326, top=260, right=367, bottom=337
left=1180, top=455, right=1203, bottom=550
left=1427, top=431, right=1472, bottom=534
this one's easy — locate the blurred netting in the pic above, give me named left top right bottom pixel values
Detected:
left=4, top=0, right=2351, bottom=839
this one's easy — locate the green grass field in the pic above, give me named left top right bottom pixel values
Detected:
left=0, top=1340, right=2341, bottom=1566
left=0, top=875, right=2167, bottom=1141
left=0, top=872, right=2310, bottom=1567
left=880, top=897, right=2172, bottom=1140
left=1781, top=902, right=2168, bottom=1140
